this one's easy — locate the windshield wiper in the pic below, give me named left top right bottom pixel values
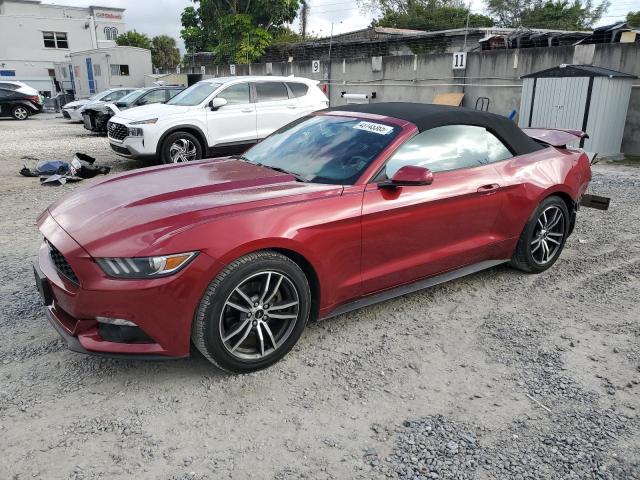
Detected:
left=262, top=165, right=306, bottom=182
left=230, top=156, right=305, bottom=182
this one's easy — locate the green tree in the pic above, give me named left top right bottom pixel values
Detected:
left=151, top=35, right=181, bottom=69
left=627, top=11, right=640, bottom=26
left=485, top=0, right=609, bottom=29
left=115, top=30, right=152, bottom=49
left=371, top=0, right=494, bottom=31
left=179, top=0, right=301, bottom=63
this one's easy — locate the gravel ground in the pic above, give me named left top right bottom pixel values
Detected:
left=0, top=114, right=639, bottom=479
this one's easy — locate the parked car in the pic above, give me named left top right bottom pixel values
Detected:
left=107, top=76, right=329, bottom=163
left=82, top=86, right=184, bottom=134
left=0, top=87, right=43, bottom=119
left=35, top=103, right=595, bottom=373
left=62, top=88, right=136, bottom=122
left=0, top=80, right=39, bottom=96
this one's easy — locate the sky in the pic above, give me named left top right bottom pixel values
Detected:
left=42, top=0, right=638, bottom=53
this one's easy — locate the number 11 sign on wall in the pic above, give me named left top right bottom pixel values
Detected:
left=452, top=52, right=467, bottom=70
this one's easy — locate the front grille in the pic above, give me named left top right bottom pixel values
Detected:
left=47, top=241, right=79, bottom=285
left=108, top=121, right=128, bottom=141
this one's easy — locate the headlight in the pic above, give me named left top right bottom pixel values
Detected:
left=96, top=252, right=197, bottom=279
left=130, top=118, right=158, bottom=125
left=128, top=127, right=144, bottom=136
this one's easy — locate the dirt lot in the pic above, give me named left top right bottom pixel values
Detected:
left=0, top=114, right=638, bottom=480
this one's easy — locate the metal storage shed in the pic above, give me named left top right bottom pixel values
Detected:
left=519, top=65, right=637, bottom=155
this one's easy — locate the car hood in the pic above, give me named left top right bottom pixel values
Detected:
left=44, top=158, right=342, bottom=257
left=63, top=99, right=88, bottom=109
left=113, top=104, right=194, bottom=122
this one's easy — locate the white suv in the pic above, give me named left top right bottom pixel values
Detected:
left=107, top=76, right=329, bottom=164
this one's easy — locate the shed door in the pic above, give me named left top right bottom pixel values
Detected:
left=529, top=77, right=590, bottom=131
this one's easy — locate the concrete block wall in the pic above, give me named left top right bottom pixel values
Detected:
left=191, top=43, right=640, bottom=154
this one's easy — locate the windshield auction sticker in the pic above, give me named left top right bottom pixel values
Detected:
left=353, top=121, right=394, bottom=135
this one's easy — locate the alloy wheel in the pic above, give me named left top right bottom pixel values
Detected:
left=219, top=271, right=300, bottom=360
left=530, top=205, right=565, bottom=265
left=169, top=138, right=197, bottom=163
left=14, top=107, right=28, bottom=120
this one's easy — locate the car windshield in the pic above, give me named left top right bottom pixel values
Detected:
left=90, top=91, right=110, bottom=100
left=116, top=89, right=147, bottom=104
left=243, top=115, right=401, bottom=185
left=167, top=82, right=221, bottom=106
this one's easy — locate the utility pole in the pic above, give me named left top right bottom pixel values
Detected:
left=463, top=2, right=471, bottom=51
left=300, top=1, right=308, bottom=39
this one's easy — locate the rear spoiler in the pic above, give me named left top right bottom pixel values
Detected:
left=522, top=128, right=588, bottom=148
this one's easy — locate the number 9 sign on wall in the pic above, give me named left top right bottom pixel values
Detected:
left=452, top=52, right=466, bottom=70
left=312, top=60, right=321, bottom=74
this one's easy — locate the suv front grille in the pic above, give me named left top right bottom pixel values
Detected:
left=47, top=241, right=79, bottom=285
left=108, top=121, right=128, bottom=141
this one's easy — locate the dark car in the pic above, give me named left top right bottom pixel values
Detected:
left=35, top=103, right=596, bottom=373
left=82, top=86, right=183, bottom=133
left=0, top=88, right=43, bottom=120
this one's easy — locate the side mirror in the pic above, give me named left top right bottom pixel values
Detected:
left=137, top=98, right=148, bottom=106
left=379, top=165, right=434, bottom=188
left=209, top=97, right=227, bottom=110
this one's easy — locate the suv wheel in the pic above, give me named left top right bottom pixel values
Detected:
left=161, top=131, right=203, bottom=164
left=12, top=106, right=29, bottom=120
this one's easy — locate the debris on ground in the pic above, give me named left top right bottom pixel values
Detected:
left=19, top=152, right=110, bottom=185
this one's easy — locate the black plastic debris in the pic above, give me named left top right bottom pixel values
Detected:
left=19, top=153, right=110, bottom=185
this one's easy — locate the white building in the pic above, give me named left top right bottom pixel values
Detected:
left=68, top=46, right=152, bottom=97
left=0, top=0, right=149, bottom=96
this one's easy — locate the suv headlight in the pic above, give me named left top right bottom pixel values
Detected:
left=130, top=118, right=158, bottom=125
left=128, top=127, right=144, bottom=137
left=96, top=252, right=197, bottom=279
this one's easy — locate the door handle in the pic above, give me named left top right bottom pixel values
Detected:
left=476, top=183, right=500, bottom=194
left=241, top=108, right=253, bottom=113
left=287, top=105, right=297, bottom=109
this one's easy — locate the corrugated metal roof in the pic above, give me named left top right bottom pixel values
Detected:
left=522, top=65, right=637, bottom=79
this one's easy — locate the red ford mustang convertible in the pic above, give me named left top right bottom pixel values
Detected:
left=35, top=103, right=593, bottom=372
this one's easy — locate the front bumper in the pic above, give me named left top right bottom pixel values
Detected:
left=109, top=132, right=156, bottom=159
left=35, top=213, right=221, bottom=359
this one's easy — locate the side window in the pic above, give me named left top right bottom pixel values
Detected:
left=110, top=90, right=128, bottom=101
left=384, top=125, right=512, bottom=177
left=218, top=83, right=250, bottom=105
left=487, top=131, right=512, bottom=163
left=255, top=82, right=288, bottom=102
left=286, top=82, right=308, bottom=98
left=168, top=88, right=183, bottom=100
left=138, top=90, right=166, bottom=105
left=0, top=89, right=10, bottom=98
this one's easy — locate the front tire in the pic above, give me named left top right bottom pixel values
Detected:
left=160, top=131, right=203, bottom=164
left=192, top=251, right=311, bottom=373
left=12, top=106, right=29, bottom=120
left=510, top=195, right=569, bottom=273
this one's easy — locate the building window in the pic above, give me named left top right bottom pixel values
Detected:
left=104, top=26, right=119, bottom=41
left=43, top=31, right=68, bottom=49
left=94, top=64, right=101, bottom=76
left=110, top=64, right=130, bottom=76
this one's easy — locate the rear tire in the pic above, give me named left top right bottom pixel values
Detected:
left=160, top=131, right=203, bottom=164
left=192, top=251, right=311, bottom=373
left=11, top=106, right=29, bottom=120
left=510, top=195, right=569, bottom=274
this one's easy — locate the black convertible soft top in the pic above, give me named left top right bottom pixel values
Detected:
left=328, top=102, right=544, bottom=156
